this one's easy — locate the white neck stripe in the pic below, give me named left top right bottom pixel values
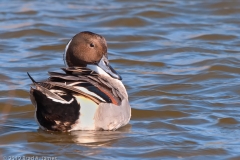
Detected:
left=64, top=39, right=72, bottom=67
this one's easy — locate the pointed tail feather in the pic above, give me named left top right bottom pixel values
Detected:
left=27, top=72, right=36, bottom=83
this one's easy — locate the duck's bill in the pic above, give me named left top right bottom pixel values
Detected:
left=97, top=55, right=122, bottom=80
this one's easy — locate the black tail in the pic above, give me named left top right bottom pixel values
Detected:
left=27, top=72, right=36, bottom=83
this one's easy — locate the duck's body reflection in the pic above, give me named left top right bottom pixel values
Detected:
left=71, top=124, right=131, bottom=145
left=28, top=124, right=131, bottom=146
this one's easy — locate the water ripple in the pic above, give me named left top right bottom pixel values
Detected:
left=1, top=0, right=240, bottom=159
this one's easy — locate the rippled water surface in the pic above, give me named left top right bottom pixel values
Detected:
left=1, top=0, right=240, bottom=159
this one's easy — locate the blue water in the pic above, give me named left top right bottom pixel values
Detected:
left=1, top=0, right=240, bottom=159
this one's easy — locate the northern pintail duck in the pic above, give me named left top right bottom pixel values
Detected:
left=28, top=31, right=131, bottom=131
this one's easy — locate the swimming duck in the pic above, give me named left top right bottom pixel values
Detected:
left=28, top=31, right=131, bottom=131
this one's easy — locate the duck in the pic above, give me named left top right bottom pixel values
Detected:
left=27, top=31, right=131, bottom=132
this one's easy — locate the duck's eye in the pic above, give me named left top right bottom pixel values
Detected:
left=90, top=43, right=94, bottom=47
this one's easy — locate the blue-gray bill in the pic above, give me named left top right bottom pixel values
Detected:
left=97, top=55, right=122, bottom=80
